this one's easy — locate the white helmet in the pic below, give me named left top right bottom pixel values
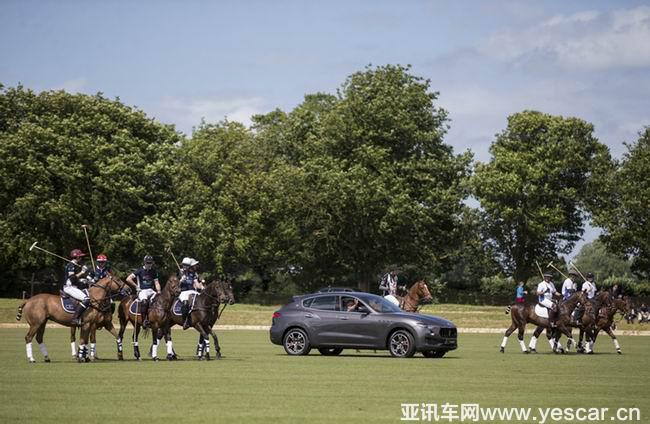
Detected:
left=189, top=258, right=199, bottom=267
left=181, top=257, right=192, bottom=267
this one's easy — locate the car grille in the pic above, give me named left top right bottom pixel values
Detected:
left=439, top=328, right=457, bottom=338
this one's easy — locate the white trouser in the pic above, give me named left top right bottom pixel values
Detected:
left=63, top=284, right=89, bottom=302
left=138, top=288, right=156, bottom=302
left=539, top=298, right=554, bottom=309
left=179, top=290, right=198, bottom=302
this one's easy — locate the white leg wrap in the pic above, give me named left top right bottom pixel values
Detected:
left=39, top=343, right=49, bottom=357
left=500, top=336, right=508, bottom=348
left=133, top=341, right=139, bottom=347
left=90, top=343, right=96, bottom=357
left=152, top=342, right=158, bottom=358
left=518, top=340, right=527, bottom=351
left=548, top=338, right=555, bottom=349
left=528, top=336, right=538, bottom=350
left=26, top=342, right=34, bottom=360
left=166, top=340, right=173, bottom=355
left=71, top=341, right=77, bottom=356
left=589, top=341, right=594, bottom=351
left=614, top=339, right=621, bottom=350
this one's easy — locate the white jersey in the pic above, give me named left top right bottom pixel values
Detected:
left=561, top=278, right=576, bottom=299
left=537, top=281, right=556, bottom=302
left=582, top=281, right=596, bottom=299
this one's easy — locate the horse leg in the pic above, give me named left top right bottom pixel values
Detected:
left=103, top=320, right=122, bottom=360
left=192, top=323, right=211, bottom=360
left=70, top=326, right=78, bottom=359
left=89, top=329, right=98, bottom=360
left=117, top=306, right=128, bottom=361
left=210, top=330, right=222, bottom=359
left=77, top=325, right=91, bottom=363
left=517, top=326, right=528, bottom=353
left=150, top=324, right=160, bottom=361
left=605, top=327, right=622, bottom=354
left=500, top=323, right=516, bottom=353
left=24, top=322, right=41, bottom=363
left=132, top=320, right=141, bottom=360
left=163, top=328, right=176, bottom=360
left=528, top=326, right=544, bottom=353
left=196, top=334, right=205, bottom=357
left=35, top=323, right=50, bottom=362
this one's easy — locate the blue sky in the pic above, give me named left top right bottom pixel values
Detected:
left=2, top=0, right=649, bottom=256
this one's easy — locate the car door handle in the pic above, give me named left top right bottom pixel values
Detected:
left=305, top=313, right=314, bottom=318
left=339, top=316, right=349, bottom=320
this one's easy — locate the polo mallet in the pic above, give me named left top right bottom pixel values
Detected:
left=568, top=261, right=587, bottom=281
left=165, top=246, right=181, bottom=271
left=534, top=260, right=545, bottom=280
left=81, top=224, right=96, bottom=271
left=29, top=242, right=75, bottom=264
left=547, top=262, right=569, bottom=280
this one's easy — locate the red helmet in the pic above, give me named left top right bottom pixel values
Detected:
left=96, top=254, right=108, bottom=262
left=69, top=249, right=86, bottom=259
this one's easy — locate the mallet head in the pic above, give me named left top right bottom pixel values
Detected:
left=29, top=241, right=38, bottom=251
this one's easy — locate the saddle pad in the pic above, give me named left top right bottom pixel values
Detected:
left=172, top=299, right=183, bottom=316
left=535, top=304, right=549, bottom=318
left=129, top=300, right=144, bottom=316
left=60, top=297, right=78, bottom=314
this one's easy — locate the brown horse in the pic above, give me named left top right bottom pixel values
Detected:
left=394, top=280, right=433, bottom=312
left=16, top=275, right=128, bottom=363
left=193, top=278, right=236, bottom=359
left=117, top=276, right=180, bottom=360
left=166, top=280, right=230, bottom=360
left=576, top=291, right=613, bottom=353
left=69, top=302, right=117, bottom=360
left=501, top=291, right=586, bottom=354
left=580, top=295, right=631, bottom=354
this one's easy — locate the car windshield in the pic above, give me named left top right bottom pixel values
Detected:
left=360, top=295, right=402, bottom=313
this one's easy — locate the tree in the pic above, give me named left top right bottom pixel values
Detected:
left=571, top=240, right=633, bottom=281
left=472, top=110, right=612, bottom=281
left=0, top=85, right=180, bottom=294
left=590, top=127, right=650, bottom=278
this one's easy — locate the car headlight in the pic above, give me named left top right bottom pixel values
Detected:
left=417, top=323, right=438, bottom=334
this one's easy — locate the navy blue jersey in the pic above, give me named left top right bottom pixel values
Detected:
left=94, top=265, right=112, bottom=280
left=179, top=271, right=198, bottom=291
left=134, top=267, right=159, bottom=290
left=64, top=261, right=85, bottom=288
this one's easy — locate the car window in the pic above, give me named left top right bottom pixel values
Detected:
left=362, top=296, right=402, bottom=313
left=309, top=295, right=338, bottom=311
left=302, top=297, right=314, bottom=308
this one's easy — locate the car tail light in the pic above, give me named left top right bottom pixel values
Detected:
left=272, top=312, right=281, bottom=318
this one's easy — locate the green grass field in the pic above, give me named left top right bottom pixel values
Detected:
left=1, top=327, right=649, bottom=424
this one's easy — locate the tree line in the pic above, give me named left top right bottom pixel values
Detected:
left=1, top=65, right=648, bottom=300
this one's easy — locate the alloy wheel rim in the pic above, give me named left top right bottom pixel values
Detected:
left=287, top=331, right=305, bottom=354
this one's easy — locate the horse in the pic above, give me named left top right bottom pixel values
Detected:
left=575, top=291, right=613, bottom=353
left=501, top=291, right=586, bottom=354
left=69, top=301, right=117, bottom=360
left=193, top=278, right=236, bottom=359
left=117, top=276, right=180, bottom=360
left=166, top=280, right=231, bottom=360
left=392, top=280, right=433, bottom=313
left=16, top=275, right=128, bottom=363
left=581, top=295, right=632, bottom=354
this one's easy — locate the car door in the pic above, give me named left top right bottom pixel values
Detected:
left=302, top=295, right=341, bottom=345
left=336, top=296, right=383, bottom=347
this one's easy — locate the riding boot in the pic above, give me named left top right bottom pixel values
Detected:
left=182, top=301, right=191, bottom=330
left=141, top=300, right=150, bottom=329
left=72, top=298, right=90, bottom=326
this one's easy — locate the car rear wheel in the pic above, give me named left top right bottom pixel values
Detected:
left=283, top=328, right=311, bottom=355
left=318, top=347, right=343, bottom=356
left=422, top=350, right=446, bottom=358
left=388, top=330, right=416, bottom=358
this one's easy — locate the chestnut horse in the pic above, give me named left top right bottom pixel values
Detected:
left=501, top=291, right=586, bottom=354
left=69, top=302, right=117, bottom=360
left=579, top=295, right=631, bottom=354
left=117, top=276, right=181, bottom=360
left=394, top=280, right=433, bottom=313
left=16, top=275, right=128, bottom=362
left=165, top=280, right=230, bottom=360
left=193, top=278, right=236, bottom=359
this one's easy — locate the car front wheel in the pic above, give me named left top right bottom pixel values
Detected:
left=283, top=328, right=311, bottom=356
left=318, top=347, right=343, bottom=356
left=388, top=330, right=416, bottom=358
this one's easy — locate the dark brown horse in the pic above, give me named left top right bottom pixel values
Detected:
left=394, top=280, right=433, bottom=313
left=501, top=291, right=586, bottom=354
left=117, top=276, right=180, bottom=360
left=166, top=280, right=230, bottom=360
left=576, top=291, right=613, bottom=353
left=580, top=295, right=631, bottom=354
left=193, top=279, right=236, bottom=359
left=16, top=275, right=128, bottom=362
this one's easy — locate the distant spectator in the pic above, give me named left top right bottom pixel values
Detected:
left=515, top=281, right=527, bottom=303
left=640, top=304, right=649, bottom=323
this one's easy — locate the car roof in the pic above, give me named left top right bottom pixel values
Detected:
left=315, top=287, right=356, bottom=293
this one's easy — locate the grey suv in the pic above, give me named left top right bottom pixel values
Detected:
left=269, top=291, right=457, bottom=358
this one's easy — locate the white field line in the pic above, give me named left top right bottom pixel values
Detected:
left=2, top=322, right=649, bottom=335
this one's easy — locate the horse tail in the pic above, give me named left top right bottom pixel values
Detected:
left=505, top=305, right=511, bottom=315
left=16, top=302, right=26, bottom=321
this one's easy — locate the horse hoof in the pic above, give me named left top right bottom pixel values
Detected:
left=153, top=357, right=160, bottom=362
left=117, top=354, right=123, bottom=361
left=523, top=350, right=530, bottom=354
left=529, top=349, right=537, bottom=354
left=587, top=351, right=594, bottom=355
left=166, top=354, right=174, bottom=361
left=28, top=358, right=36, bottom=363
left=499, top=347, right=504, bottom=353
left=44, top=357, right=51, bottom=363
left=617, top=350, right=622, bottom=355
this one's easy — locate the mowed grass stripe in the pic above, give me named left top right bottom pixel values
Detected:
left=1, top=328, right=649, bottom=424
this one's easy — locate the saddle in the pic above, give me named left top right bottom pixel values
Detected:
left=534, top=304, right=549, bottom=319
left=172, top=294, right=198, bottom=316
left=60, top=290, right=89, bottom=314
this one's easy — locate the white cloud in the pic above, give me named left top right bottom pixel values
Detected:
left=158, top=96, right=266, bottom=134
left=482, top=5, right=650, bottom=70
